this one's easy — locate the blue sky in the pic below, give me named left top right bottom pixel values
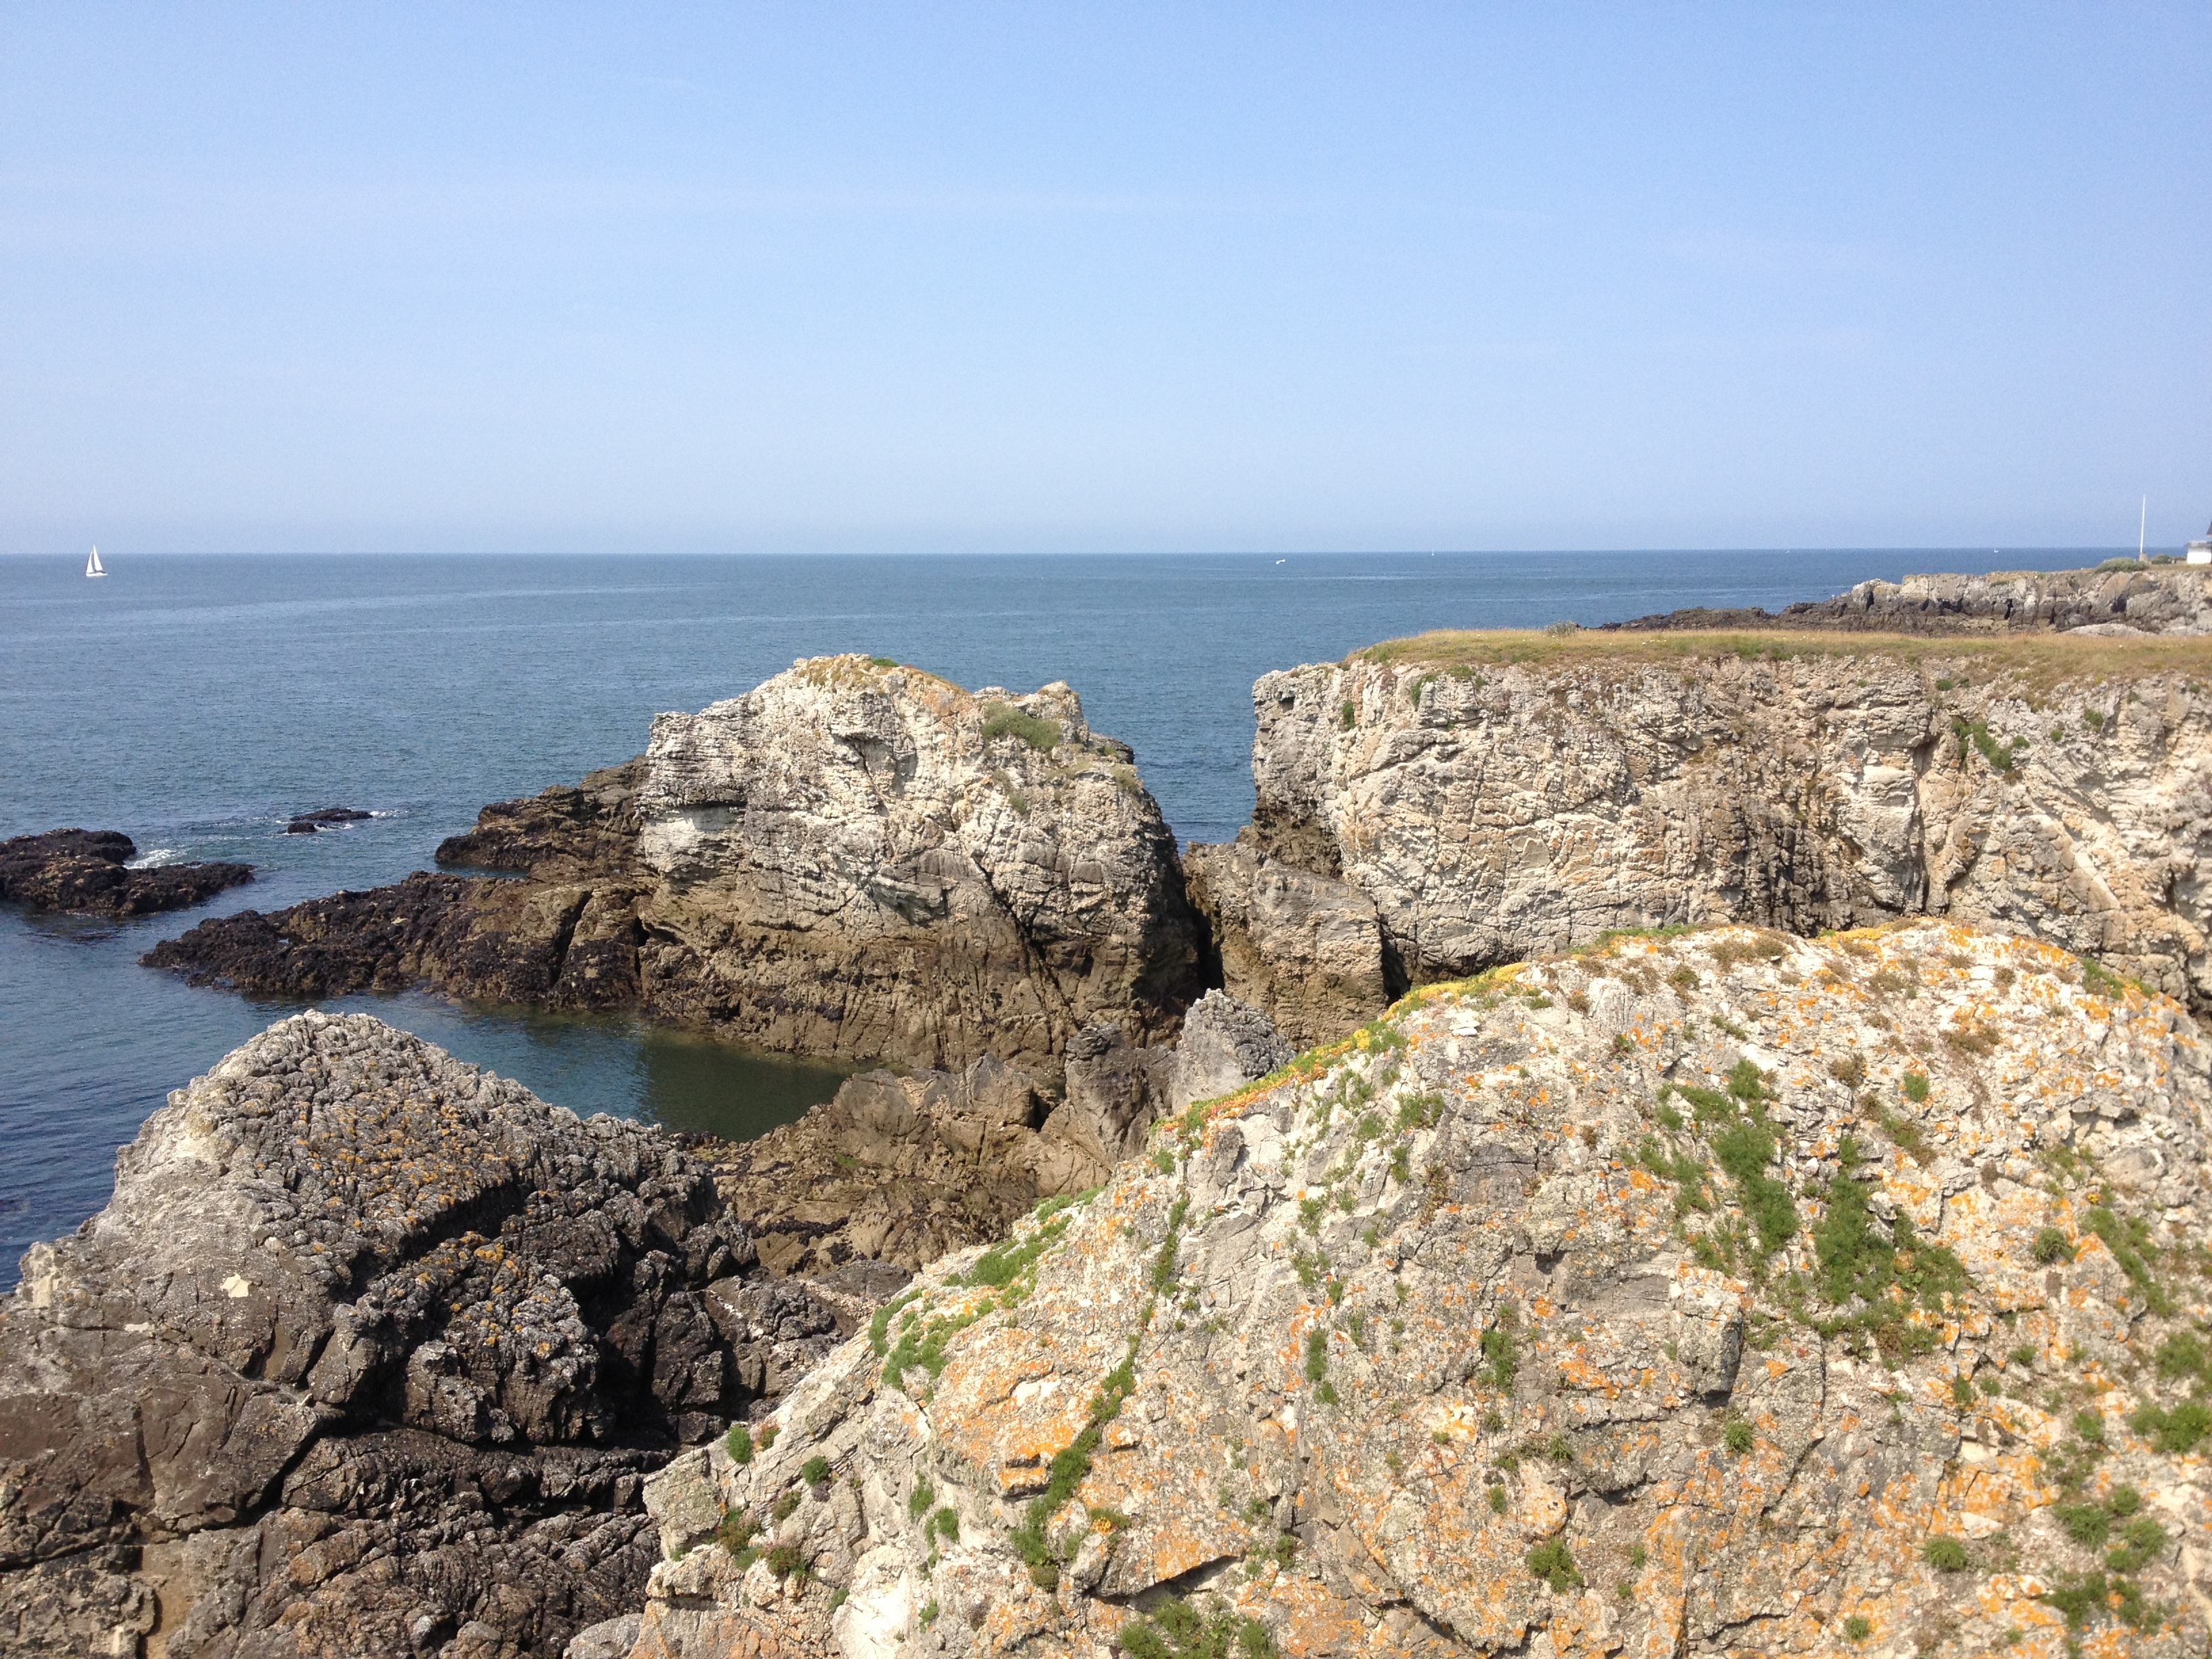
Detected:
left=3, top=3, right=2205, bottom=553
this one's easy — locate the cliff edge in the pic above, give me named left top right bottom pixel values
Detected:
left=621, top=920, right=2212, bottom=1659
left=1192, top=630, right=2212, bottom=1044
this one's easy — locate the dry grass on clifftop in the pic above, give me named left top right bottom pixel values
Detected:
left=1359, top=626, right=2212, bottom=684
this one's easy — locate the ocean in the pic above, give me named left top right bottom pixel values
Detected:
left=0, top=548, right=2087, bottom=1287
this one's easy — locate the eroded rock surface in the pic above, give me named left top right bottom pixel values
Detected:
left=621, top=922, right=2212, bottom=1658
left=1194, top=635, right=2212, bottom=1027
left=696, top=998, right=1288, bottom=1279
left=0, top=1012, right=843, bottom=1659
left=1609, top=561, right=2212, bottom=636
left=0, top=828, right=253, bottom=917
left=148, top=659, right=1203, bottom=1080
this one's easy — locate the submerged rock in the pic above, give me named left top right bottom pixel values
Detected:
left=0, top=827, right=253, bottom=916
left=148, top=659, right=1204, bottom=1082
left=1193, top=634, right=2212, bottom=1030
left=619, top=921, right=2212, bottom=1658
left=0, top=1012, right=843, bottom=1659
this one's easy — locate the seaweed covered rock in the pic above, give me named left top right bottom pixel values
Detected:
left=0, top=1012, right=842, bottom=1659
left=0, top=827, right=253, bottom=916
left=621, top=921, right=2212, bottom=1658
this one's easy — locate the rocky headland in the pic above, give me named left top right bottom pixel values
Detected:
left=1607, top=561, right=2212, bottom=637
left=0, top=1012, right=851, bottom=1659
left=147, top=657, right=1204, bottom=1084
left=624, top=920, right=2212, bottom=1659
left=1189, top=629, right=2212, bottom=1042
left=0, top=828, right=253, bottom=918
left=26, top=561, right=2211, bottom=1659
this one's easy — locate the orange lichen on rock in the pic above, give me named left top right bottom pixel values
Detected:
left=634, top=920, right=2212, bottom=1658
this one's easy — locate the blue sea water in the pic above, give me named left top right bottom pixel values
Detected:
left=0, top=548, right=2092, bottom=1288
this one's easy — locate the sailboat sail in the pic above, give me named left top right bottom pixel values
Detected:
left=85, top=546, right=106, bottom=578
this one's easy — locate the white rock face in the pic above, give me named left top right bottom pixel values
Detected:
left=629, top=656, right=1203, bottom=1079
left=148, top=656, right=1205, bottom=1084
left=1204, top=642, right=2212, bottom=1018
left=617, top=921, right=2212, bottom=1658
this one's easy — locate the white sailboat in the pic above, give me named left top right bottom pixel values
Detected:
left=85, top=546, right=106, bottom=579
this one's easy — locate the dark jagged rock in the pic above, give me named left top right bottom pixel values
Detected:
left=434, top=761, right=647, bottom=880
left=295, top=807, right=373, bottom=824
left=144, top=872, right=643, bottom=1009
left=0, top=829, right=253, bottom=918
left=1605, top=560, right=2212, bottom=636
left=0, top=1012, right=846, bottom=1659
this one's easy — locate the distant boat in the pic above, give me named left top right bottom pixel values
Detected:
left=85, top=546, right=106, bottom=579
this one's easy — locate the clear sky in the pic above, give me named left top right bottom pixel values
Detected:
left=3, top=3, right=2206, bottom=554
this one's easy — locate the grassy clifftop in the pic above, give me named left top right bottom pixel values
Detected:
left=1357, top=626, right=2210, bottom=683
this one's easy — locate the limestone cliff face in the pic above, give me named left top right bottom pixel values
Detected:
left=148, top=657, right=1204, bottom=1081
left=1193, top=636, right=2212, bottom=1036
left=624, top=922, right=2212, bottom=1659
left=0, top=1013, right=844, bottom=1659
left=629, top=657, right=1202, bottom=1076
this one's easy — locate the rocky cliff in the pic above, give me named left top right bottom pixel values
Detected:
left=147, top=658, right=1204, bottom=1082
left=1608, top=562, right=2212, bottom=637
left=1, top=828, right=253, bottom=917
left=620, top=920, right=2212, bottom=1659
left=0, top=1012, right=848, bottom=1659
left=1191, top=631, right=2212, bottom=1041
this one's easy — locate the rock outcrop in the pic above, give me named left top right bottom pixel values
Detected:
left=1609, top=561, right=2212, bottom=636
left=621, top=921, right=2212, bottom=1658
left=1191, top=632, right=2212, bottom=1035
left=695, top=996, right=1290, bottom=1280
left=1183, top=840, right=1388, bottom=1050
left=0, top=1012, right=848, bottom=1659
left=0, top=828, right=253, bottom=917
left=148, top=659, right=1204, bottom=1082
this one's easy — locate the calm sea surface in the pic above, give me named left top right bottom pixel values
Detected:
left=0, top=549, right=2089, bottom=1286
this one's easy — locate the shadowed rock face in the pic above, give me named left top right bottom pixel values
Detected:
left=1193, top=641, right=2212, bottom=1026
left=693, top=996, right=1290, bottom=1280
left=0, top=1012, right=847, bottom=1659
left=0, top=828, right=253, bottom=917
left=146, top=659, right=1205, bottom=1082
left=624, top=922, right=2212, bottom=1659
left=1607, top=562, right=2212, bottom=636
